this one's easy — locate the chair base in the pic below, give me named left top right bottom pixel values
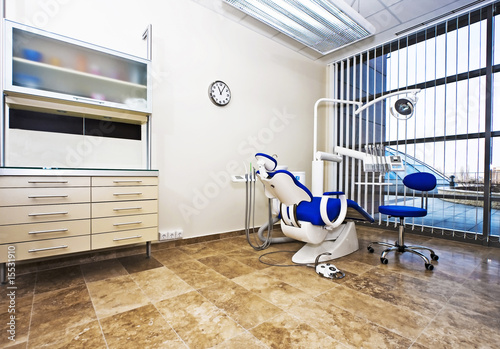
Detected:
left=289, top=221, right=359, bottom=264
left=367, top=223, right=438, bottom=270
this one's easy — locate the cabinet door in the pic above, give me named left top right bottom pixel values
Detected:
left=4, top=20, right=151, bottom=114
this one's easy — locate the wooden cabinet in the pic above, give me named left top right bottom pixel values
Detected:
left=0, top=169, right=158, bottom=264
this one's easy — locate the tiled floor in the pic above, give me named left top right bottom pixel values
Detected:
left=1, top=225, right=500, bottom=348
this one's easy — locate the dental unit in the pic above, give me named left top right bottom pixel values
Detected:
left=240, top=89, right=421, bottom=267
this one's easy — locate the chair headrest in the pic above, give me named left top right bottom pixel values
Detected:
left=403, top=172, right=437, bottom=191
left=255, top=153, right=277, bottom=171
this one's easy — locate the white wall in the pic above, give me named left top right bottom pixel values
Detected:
left=5, top=0, right=326, bottom=239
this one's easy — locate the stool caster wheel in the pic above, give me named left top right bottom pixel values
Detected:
left=380, top=257, right=388, bottom=264
left=431, top=253, right=439, bottom=261
left=425, top=263, right=434, bottom=271
left=367, top=246, right=374, bottom=253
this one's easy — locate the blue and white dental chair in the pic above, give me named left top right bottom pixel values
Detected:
left=255, top=153, right=374, bottom=264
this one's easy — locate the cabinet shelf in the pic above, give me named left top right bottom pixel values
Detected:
left=13, top=57, right=147, bottom=90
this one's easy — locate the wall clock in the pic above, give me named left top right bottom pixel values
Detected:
left=209, top=80, right=231, bottom=106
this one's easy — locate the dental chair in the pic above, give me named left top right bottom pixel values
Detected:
left=255, top=153, right=374, bottom=264
left=368, top=172, right=439, bottom=270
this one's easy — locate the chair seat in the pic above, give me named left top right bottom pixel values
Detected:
left=378, top=205, right=427, bottom=218
left=296, top=197, right=373, bottom=226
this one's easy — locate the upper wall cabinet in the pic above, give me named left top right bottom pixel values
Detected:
left=3, top=20, right=152, bottom=114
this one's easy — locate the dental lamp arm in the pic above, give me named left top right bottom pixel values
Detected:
left=319, top=191, right=348, bottom=229
left=354, top=89, right=421, bottom=116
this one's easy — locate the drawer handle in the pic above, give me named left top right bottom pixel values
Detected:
left=28, top=211, right=69, bottom=217
left=28, top=180, right=69, bottom=184
left=29, top=228, right=69, bottom=234
left=28, top=245, right=68, bottom=253
left=113, top=235, right=142, bottom=241
left=113, top=207, right=142, bottom=211
left=113, top=192, right=142, bottom=196
left=113, top=180, right=143, bottom=183
left=113, top=221, right=142, bottom=226
left=28, top=194, right=69, bottom=198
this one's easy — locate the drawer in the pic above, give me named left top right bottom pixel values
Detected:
left=92, top=186, right=158, bottom=202
left=0, top=219, right=90, bottom=244
left=0, top=235, right=90, bottom=263
left=0, top=176, right=90, bottom=188
left=92, top=213, right=158, bottom=234
left=0, top=203, right=90, bottom=225
left=0, top=187, right=90, bottom=207
left=92, top=176, right=158, bottom=187
left=92, top=200, right=158, bottom=218
left=92, top=227, right=157, bottom=250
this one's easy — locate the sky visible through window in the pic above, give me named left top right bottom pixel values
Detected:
left=384, top=18, right=499, bottom=181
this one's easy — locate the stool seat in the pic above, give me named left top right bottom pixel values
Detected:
left=378, top=205, right=427, bottom=218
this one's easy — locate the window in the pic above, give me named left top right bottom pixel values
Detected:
left=330, top=2, right=499, bottom=244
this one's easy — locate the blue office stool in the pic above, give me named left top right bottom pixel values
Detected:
left=368, top=172, right=439, bottom=270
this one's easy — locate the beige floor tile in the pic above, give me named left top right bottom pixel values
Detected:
left=287, top=297, right=412, bottom=349
left=118, top=255, right=163, bottom=274
left=178, top=242, right=218, bottom=258
left=232, top=270, right=310, bottom=309
left=27, top=320, right=106, bottom=349
left=449, top=278, right=500, bottom=317
left=199, top=278, right=283, bottom=329
left=80, top=259, right=128, bottom=283
left=87, top=275, right=150, bottom=319
left=130, top=266, right=194, bottom=303
left=212, top=331, right=267, bottom=349
left=262, top=265, right=338, bottom=296
left=197, top=254, right=257, bottom=279
left=155, top=291, right=244, bottom=348
left=224, top=249, right=272, bottom=270
left=30, top=284, right=97, bottom=340
left=0, top=295, right=33, bottom=346
left=250, top=312, right=342, bottom=348
left=416, top=303, right=500, bottom=348
left=152, top=248, right=193, bottom=266
left=100, top=304, right=184, bottom=349
left=343, top=273, right=445, bottom=318
left=321, top=285, right=430, bottom=341
left=34, top=265, right=85, bottom=294
left=166, top=259, right=230, bottom=289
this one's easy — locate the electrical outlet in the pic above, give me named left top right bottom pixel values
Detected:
left=167, top=231, right=175, bottom=240
left=175, top=230, right=183, bottom=239
left=158, top=232, right=169, bottom=241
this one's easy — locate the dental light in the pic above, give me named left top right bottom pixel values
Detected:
left=311, top=89, right=421, bottom=195
left=223, top=0, right=376, bottom=54
left=354, top=89, right=421, bottom=120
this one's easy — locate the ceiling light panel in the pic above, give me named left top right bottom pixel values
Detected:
left=224, top=0, right=376, bottom=54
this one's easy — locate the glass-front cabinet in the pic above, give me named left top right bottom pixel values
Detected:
left=3, top=20, right=152, bottom=114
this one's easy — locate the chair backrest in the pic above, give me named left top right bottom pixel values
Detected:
left=258, top=170, right=313, bottom=206
left=403, top=172, right=437, bottom=191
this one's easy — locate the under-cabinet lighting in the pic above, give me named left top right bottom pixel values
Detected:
left=224, top=0, right=376, bottom=54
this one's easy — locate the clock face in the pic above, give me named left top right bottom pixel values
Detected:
left=209, top=81, right=231, bottom=106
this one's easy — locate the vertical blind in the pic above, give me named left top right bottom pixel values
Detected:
left=328, top=2, right=499, bottom=245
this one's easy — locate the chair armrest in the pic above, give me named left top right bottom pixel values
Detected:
left=319, top=193, right=348, bottom=229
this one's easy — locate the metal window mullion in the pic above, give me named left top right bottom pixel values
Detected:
left=351, top=56, right=357, bottom=201
left=364, top=50, right=370, bottom=214
left=339, top=61, right=345, bottom=193
left=357, top=53, right=363, bottom=205
left=345, top=59, right=351, bottom=199
left=371, top=50, right=377, bottom=220
left=483, top=4, right=493, bottom=243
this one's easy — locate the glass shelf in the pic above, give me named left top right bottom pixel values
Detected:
left=4, top=20, right=151, bottom=113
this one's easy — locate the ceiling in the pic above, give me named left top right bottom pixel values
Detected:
left=192, top=0, right=493, bottom=64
